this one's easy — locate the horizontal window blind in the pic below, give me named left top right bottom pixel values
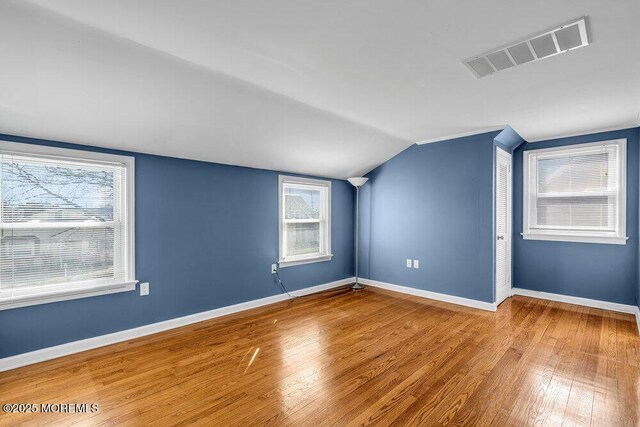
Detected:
left=536, top=147, right=617, bottom=230
left=0, top=153, right=129, bottom=292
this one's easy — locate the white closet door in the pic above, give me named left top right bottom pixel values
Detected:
left=495, top=148, right=512, bottom=305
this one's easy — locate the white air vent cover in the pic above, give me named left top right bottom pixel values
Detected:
left=463, top=17, right=589, bottom=78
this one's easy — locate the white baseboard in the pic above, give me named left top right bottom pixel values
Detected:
left=635, top=307, right=640, bottom=335
left=360, top=278, right=497, bottom=312
left=511, top=287, right=637, bottom=314
left=0, top=277, right=354, bottom=372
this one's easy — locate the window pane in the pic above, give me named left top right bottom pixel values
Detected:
left=285, top=187, right=321, bottom=219
left=538, top=150, right=616, bottom=194
left=1, top=156, right=115, bottom=223
left=0, top=152, right=128, bottom=292
left=534, top=144, right=620, bottom=233
left=1, top=226, right=116, bottom=288
left=286, top=223, right=320, bottom=256
left=537, top=196, right=615, bottom=229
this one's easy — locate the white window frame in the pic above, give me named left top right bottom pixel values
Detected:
left=522, top=139, right=627, bottom=245
left=278, top=175, right=332, bottom=267
left=0, top=141, right=137, bottom=310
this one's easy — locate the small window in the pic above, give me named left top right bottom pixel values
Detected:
left=523, top=139, right=626, bottom=245
left=278, top=176, right=332, bottom=267
left=0, top=141, right=136, bottom=310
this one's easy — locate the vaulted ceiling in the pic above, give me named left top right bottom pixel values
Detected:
left=1, top=0, right=639, bottom=178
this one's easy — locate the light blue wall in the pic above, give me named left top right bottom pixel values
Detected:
left=359, top=131, right=498, bottom=303
left=513, top=127, right=639, bottom=305
left=494, top=125, right=525, bottom=153
left=0, top=134, right=354, bottom=358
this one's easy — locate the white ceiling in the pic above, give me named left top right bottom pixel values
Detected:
left=1, top=0, right=639, bottom=178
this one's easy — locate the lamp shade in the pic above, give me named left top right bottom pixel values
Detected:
left=347, top=177, right=369, bottom=187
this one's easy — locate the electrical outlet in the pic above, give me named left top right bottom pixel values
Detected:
left=140, top=282, right=150, bottom=296
left=413, top=260, right=420, bottom=269
left=406, top=259, right=412, bottom=268
left=271, top=264, right=278, bottom=274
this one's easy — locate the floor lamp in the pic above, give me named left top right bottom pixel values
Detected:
left=348, top=177, right=368, bottom=289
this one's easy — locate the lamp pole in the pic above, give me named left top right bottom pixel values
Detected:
left=347, top=177, right=368, bottom=290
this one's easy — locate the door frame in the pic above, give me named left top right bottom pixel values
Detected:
left=494, top=147, right=512, bottom=305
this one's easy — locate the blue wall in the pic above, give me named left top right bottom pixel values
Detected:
left=637, top=127, right=640, bottom=311
left=359, top=131, right=498, bottom=303
left=0, top=134, right=354, bottom=358
left=513, top=127, right=639, bottom=305
left=494, top=125, right=525, bottom=153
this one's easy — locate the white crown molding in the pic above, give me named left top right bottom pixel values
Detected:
left=526, top=121, right=640, bottom=143
left=360, top=278, right=497, bottom=311
left=415, top=126, right=507, bottom=145
left=414, top=119, right=640, bottom=147
left=0, top=277, right=355, bottom=372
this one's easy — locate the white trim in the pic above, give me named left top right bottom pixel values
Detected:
left=279, top=254, right=333, bottom=268
left=415, top=125, right=506, bottom=145
left=0, top=140, right=136, bottom=309
left=0, top=277, right=355, bottom=372
left=512, top=287, right=637, bottom=314
left=521, top=233, right=628, bottom=245
left=522, top=139, right=627, bottom=245
left=494, top=147, right=512, bottom=305
left=526, top=121, right=640, bottom=143
left=635, top=307, right=640, bottom=335
left=0, top=140, right=133, bottom=167
left=523, top=138, right=627, bottom=155
left=360, top=278, right=497, bottom=312
left=0, top=281, right=137, bottom=311
left=278, top=175, right=332, bottom=267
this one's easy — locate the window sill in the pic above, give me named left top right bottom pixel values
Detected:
left=278, top=254, right=333, bottom=268
left=521, top=233, right=628, bottom=245
left=0, top=280, right=138, bottom=311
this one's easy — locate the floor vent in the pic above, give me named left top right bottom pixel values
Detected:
left=463, top=17, right=589, bottom=78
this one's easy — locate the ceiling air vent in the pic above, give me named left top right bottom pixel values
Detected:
left=462, top=17, right=589, bottom=78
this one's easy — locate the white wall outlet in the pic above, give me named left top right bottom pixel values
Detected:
left=140, top=282, right=150, bottom=296
left=413, top=259, right=420, bottom=269
left=271, top=264, right=278, bottom=274
left=406, top=259, right=412, bottom=268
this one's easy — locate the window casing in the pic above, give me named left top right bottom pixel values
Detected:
left=0, top=141, right=136, bottom=310
left=278, top=176, right=332, bottom=267
left=523, top=139, right=626, bottom=245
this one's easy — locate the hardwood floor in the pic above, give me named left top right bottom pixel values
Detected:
left=1, top=286, right=639, bottom=426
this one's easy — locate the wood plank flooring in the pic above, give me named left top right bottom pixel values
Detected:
left=1, top=286, right=639, bottom=426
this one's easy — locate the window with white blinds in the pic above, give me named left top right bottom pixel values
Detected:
left=0, top=141, right=136, bottom=310
left=278, top=176, right=332, bottom=267
left=523, top=139, right=626, bottom=244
